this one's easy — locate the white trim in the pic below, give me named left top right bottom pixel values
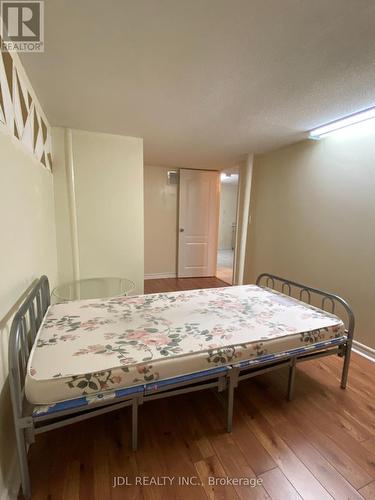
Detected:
left=144, top=273, right=177, bottom=280
left=65, top=128, right=80, bottom=282
left=352, top=340, right=375, bottom=363
left=0, top=20, right=50, bottom=128
left=234, top=154, right=253, bottom=285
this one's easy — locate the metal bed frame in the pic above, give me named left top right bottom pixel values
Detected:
left=9, top=273, right=354, bottom=499
left=225, top=274, right=354, bottom=432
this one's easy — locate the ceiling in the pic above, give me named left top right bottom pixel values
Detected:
left=20, top=0, right=375, bottom=169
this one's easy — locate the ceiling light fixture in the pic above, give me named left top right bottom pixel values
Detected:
left=309, top=106, right=375, bottom=139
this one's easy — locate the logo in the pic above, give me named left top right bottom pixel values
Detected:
left=1, top=1, right=44, bottom=52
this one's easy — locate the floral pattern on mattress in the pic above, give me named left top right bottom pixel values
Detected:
left=26, top=285, right=345, bottom=404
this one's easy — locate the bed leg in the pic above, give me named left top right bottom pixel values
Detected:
left=341, top=341, right=352, bottom=389
left=287, top=357, right=297, bottom=401
left=227, top=383, right=234, bottom=433
left=226, top=369, right=238, bottom=433
left=15, top=423, right=31, bottom=500
left=131, top=398, right=139, bottom=451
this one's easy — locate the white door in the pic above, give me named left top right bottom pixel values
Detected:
left=178, top=169, right=220, bottom=277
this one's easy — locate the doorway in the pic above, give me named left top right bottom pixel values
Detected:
left=216, top=170, right=239, bottom=284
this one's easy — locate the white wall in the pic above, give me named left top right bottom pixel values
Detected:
left=233, top=154, right=253, bottom=285
left=144, top=165, right=178, bottom=277
left=218, top=181, right=238, bottom=250
left=51, top=128, right=75, bottom=285
left=245, top=135, right=375, bottom=350
left=53, top=128, right=144, bottom=294
left=0, top=130, right=57, bottom=499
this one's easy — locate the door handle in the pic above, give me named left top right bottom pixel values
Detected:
left=180, top=228, right=184, bottom=232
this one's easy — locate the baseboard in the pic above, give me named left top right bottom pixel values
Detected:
left=352, top=340, right=375, bottom=363
left=1, top=452, right=19, bottom=500
left=144, top=273, right=177, bottom=280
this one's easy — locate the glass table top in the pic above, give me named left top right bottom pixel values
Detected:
left=51, top=277, right=135, bottom=303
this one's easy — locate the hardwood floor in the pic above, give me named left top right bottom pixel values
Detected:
left=216, top=249, right=234, bottom=284
left=144, top=276, right=229, bottom=294
left=27, top=278, right=375, bottom=499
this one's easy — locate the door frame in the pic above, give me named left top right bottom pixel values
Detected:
left=177, top=168, right=220, bottom=278
left=216, top=169, right=240, bottom=285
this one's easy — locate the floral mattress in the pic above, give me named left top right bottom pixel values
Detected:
left=25, top=285, right=345, bottom=404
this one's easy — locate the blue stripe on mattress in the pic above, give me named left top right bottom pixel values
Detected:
left=32, top=366, right=228, bottom=418
left=115, top=385, right=144, bottom=398
left=144, top=365, right=229, bottom=392
left=32, top=384, right=144, bottom=418
left=238, top=336, right=346, bottom=368
left=32, top=337, right=345, bottom=418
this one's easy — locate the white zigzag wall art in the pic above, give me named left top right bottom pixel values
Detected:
left=0, top=42, right=52, bottom=170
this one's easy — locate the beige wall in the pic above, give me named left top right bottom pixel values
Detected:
left=219, top=182, right=238, bottom=250
left=144, top=165, right=178, bottom=276
left=0, top=131, right=57, bottom=498
left=245, top=135, right=375, bottom=349
left=53, top=128, right=144, bottom=294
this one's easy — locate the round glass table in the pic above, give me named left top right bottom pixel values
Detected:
left=51, top=277, right=135, bottom=303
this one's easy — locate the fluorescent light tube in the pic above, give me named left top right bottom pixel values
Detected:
left=309, top=107, right=375, bottom=139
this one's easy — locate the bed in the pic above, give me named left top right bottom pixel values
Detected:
left=9, top=273, right=354, bottom=499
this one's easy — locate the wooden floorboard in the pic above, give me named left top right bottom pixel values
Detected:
left=27, top=278, right=374, bottom=499
left=144, top=276, right=229, bottom=294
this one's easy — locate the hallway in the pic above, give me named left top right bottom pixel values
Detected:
left=216, top=249, right=234, bottom=284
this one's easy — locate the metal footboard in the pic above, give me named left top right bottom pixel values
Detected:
left=255, top=273, right=355, bottom=391
left=9, top=276, right=50, bottom=500
left=223, top=274, right=355, bottom=432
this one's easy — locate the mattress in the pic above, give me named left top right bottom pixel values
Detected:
left=25, top=285, right=345, bottom=405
